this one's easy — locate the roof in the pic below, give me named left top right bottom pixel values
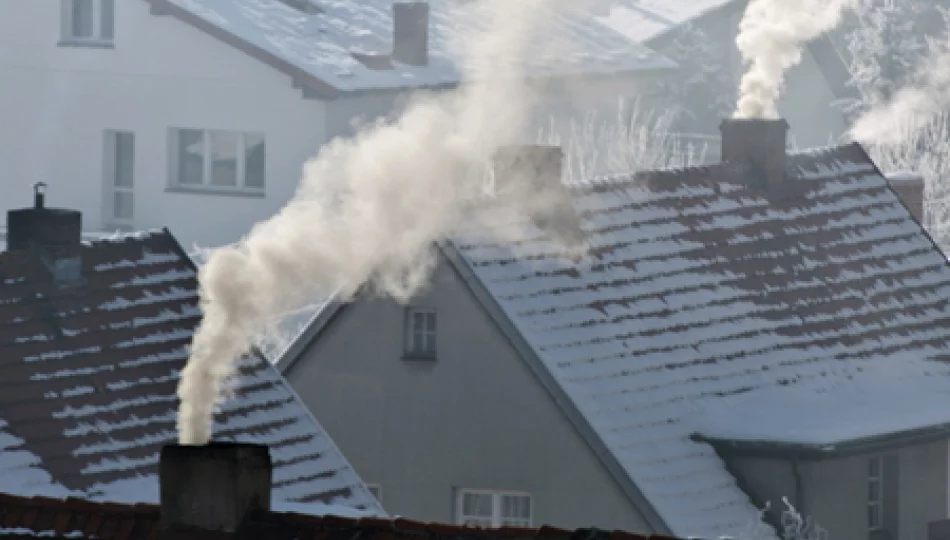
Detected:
left=0, top=493, right=683, bottom=540
left=590, top=0, right=743, bottom=45
left=144, top=0, right=675, bottom=97
left=442, top=142, right=950, bottom=538
left=0, top=229, right=382, bottom=515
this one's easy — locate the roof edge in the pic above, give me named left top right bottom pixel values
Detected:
left=143, top=0, right=340, bottom=99
left=437, top=239, right=674, bottom=536
left=693, top=421, right=950, bottom=461
left=277, top=300, right=345, bottom=375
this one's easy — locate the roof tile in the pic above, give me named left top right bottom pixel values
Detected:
left=0, top=230, right=379, bottom=515
left=451, top=143, right=950, bottom=538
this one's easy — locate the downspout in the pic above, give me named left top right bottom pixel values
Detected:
left=791, top=456, right=805, bottom=517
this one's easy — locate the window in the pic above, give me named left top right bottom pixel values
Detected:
left=61, top=0, right=114, bottom=45
left=169, top=128, right=266, bottom=195
left=103, top=130, right=134, bottom=224
left=367, top=484, right=382, bottom=504
left=456, top=490, right=532, bottom=528
left=868, top=456, right=883, bottom=531
left=404, top=307, right=436, bottom=358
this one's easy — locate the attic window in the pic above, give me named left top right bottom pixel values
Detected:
left=276, top=0, right=322, bottom=14
left=404, top=307, right=436, bottom=359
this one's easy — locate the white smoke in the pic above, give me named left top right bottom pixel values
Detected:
left=177, top=0, right=589, bottom=445
left=734, top=0, right=858, bottom=119
left=850, top=47, right=950, bottom=145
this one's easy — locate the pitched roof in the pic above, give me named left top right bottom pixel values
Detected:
left=0, top=230, right=381, bottom=515
left=144, top=0, right=675, bottom=97
left=440, top=143, right=950, bottom=538
left=590, top=0, right=743, bottom=45
left=0, top=493, right=684, bottom=540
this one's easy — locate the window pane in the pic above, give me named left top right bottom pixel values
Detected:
left=244, top=132, right=266, bottom=188
left=868, top=457, right=881, bottom=477
left=177, top=129, right=205, bottom=185
left=502, top=495, right=531, bottom=521
left=210, top=131, right=239, bottom=187
left=425, top=311, right=436, bottom=333
left=113, top=191, right=133, bottom=220
left=71, top=0, right=94, bottom=38
left=462, top=493, right=492, bottom=517
left=100, top=0, right=115, bottom=39
left=868, top=480, right=880, bottom=502
left=868, top=505, right=881, bottom=529
left=114, top=132, right=134, bottom=188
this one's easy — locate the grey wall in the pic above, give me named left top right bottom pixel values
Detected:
left=731, top=439, right=949, bottom=540
left=284, top=254, right=651, bottom=531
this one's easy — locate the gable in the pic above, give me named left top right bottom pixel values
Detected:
left=282, top=251, right=653, bottom=531
left=450, top=143, right=950, bottom=539
left=0, top=230, right=380, bottom=513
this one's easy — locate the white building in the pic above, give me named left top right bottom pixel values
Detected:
left=0, top=0, right=673, bottom=248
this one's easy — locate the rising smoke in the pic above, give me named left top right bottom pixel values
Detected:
left=734, top=0, right=858, bottom=119
left=850, top=46, right=950, bottom=145
left=177, top=0, right=589, bottom=444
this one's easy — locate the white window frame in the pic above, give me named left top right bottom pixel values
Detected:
left=868, top=456, right=883, bottom=531
left=404, top=307, right=437, bottom=357
left=455, top=489, right=532, bottom=528
left=168, top=128, right=267, bottom=195
left=61, top=0, right=114, bottom=45
left=102, top=129, right=135, bottom=227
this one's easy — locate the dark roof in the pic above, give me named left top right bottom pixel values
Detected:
left=0, top=230, right=380, bottom=513
left=281, top=142, right=950, bottom=539
left=0, top=493, right=685, bottom=540
left=142, top=0, right=674, bottom=98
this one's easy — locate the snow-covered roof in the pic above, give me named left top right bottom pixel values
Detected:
left=147, top=0, right=675, bottom=95
left=0, top=230, right=383, bottom=515
left=444, top=143, right=950, bottom=539
left=697, top=377, right=950, bottom=449
left=591, top=0, right=742, bottom=45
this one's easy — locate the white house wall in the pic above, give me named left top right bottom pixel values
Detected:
left=0, top=0, right=327, bottom=248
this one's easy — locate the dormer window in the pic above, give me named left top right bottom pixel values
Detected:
left=60, top=0, right=115, bottom=47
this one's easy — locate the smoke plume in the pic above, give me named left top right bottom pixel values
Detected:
left=177, top=0, right=589, bottom=444
left=734, top=0, right=858, bottom=119
left=850, top=48, right=950, bottom=145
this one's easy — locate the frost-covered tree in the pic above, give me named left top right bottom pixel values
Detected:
left=649, top=22, right=736, bottom=135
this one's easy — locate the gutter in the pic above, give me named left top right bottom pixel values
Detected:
left=691, top=420, right=950, bottom=461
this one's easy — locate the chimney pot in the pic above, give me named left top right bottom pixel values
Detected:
left=392, top=2, right=429, bottom=66
left=34, top=182, right=46, bottom=209
left=719, top=118, right=791, bottom=198
left=887, top=171, right=926, bottom=224
left=160, top=443, right=272, bottom=534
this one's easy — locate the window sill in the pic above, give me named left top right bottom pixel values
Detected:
left=401, top=354, right=437, bottom=362
left=166, top=185, right=266, bottom=199
left=57, top=39, right=115, bottom=49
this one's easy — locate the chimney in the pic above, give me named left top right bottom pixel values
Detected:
left=719, top=118, right=792, bottom=198
left=392, top=2, right=429, bottom=66
left=492, top=145, right=586, bottom=253
left=7, top=183, right=84, bottom=284
left=887, top=171, right=925, bottom=224
left=160, top=443, right=272, bottom=535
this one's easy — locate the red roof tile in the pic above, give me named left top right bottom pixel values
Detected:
left=0, top=230, right=379, bottom=514
left=0, top=493, right=681, bottom=540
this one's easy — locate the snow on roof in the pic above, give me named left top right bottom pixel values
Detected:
left=449, top=143, right=950, bottom=539
left=0, top=230, right=383, bottom=515
left=590, top=0, right=741, bottom=45
left=155, top=0, right=675, bottom=94
left=697, top=376, right=950, bottom=448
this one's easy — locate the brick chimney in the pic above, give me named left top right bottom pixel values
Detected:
left=887, top=171, right=925, bottom=223
left=392, top=2, right=429, bottom=66
left=719, top=118, right=793, bottom=198
left=6, top=183, right=84, bottom=284
left=160, top=443, right=272, bottom=535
